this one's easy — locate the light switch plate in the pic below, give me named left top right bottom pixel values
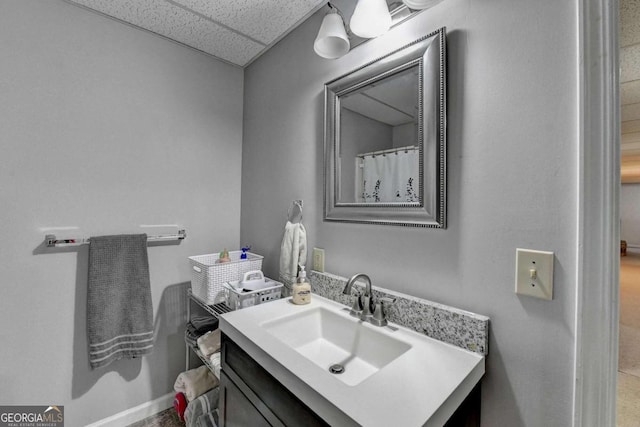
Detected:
left=515, top=248, right=554, bottom=300
left=313, top=247, right=325, bottom=273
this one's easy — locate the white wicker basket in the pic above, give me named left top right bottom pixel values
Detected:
left=188, top=251, right=263, bottom=304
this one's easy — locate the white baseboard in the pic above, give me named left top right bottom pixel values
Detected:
left=85, top=392, right=174, bottom=427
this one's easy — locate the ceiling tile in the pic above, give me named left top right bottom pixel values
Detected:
left=169, top=0, right=325, bottom=45
left=621, top=0, right=640, bottom=48
left=67, top=1, right=415, bottom=66
left=70, top=0, right=274, bottom=65
left=343, top=98, right=412, bottom=126
left=621, top=80, right=640, bottom=106
left=621, top=45, right=640, bottom=83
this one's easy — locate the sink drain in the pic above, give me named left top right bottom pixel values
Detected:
left=329, top=364, right=345, bottom=374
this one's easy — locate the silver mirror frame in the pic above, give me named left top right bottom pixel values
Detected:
left=323, top=27, right=447, bottom=228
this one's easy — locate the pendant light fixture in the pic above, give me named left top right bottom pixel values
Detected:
left=314, top=1, right=397, bottom=59
left=350, top=0, right=392, bottom=39
left=313, top=7, right=350, bottom=59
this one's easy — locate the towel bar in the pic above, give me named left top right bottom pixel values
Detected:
left=45, top=229, right=187, bottom=247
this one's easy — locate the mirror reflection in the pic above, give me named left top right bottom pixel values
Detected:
left=324, top=28, right=446, bottom=227
left=338, top=66, right=419, bottom=204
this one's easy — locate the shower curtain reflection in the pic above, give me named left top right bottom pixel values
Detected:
left=357, top=146, right=419, bottom=203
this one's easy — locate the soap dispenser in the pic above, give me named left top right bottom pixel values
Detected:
left=292, top=265, right=311, bottom=305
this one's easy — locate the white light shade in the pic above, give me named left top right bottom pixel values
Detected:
left=402, top=0, right=442, bottom=10
left=314, top=12, right=350, bottom=59
left=350, top=0, right=392, bottom=39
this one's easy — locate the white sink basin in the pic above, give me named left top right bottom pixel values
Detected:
left=260, top=306, right=411, bottom=385
left=220, top=295, right=485, bottom=426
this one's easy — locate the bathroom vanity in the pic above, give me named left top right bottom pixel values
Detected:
left=218, top=294, right=485, bottom=426
left=219, top=334, right=329, bottom=426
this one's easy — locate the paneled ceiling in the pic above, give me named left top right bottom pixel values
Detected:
left=66, top=0, right=327, bottom=67
left=341, top=67, right=418, bottom=126
left=620, top=0, right=640, bottom=181
left=621, top=0, right=640, bottom=151
left=65, top=0, right=407, bottom=68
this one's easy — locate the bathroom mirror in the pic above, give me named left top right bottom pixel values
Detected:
left=324, top=27, right=446, bottom=227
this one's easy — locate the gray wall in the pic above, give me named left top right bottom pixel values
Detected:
left=392, top=122, right=416, bottom=148
left=241, top=0, right=578, bottom=426
left=340, top=109, right=391, bottom=201
left=0, top=1, right=243, bottom=425
left=622, top=183, right=640, bottom=246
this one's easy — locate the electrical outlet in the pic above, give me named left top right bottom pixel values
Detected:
left=515, top=248, right=554, bottom=300
left=313, top=247, right=325, bottom=272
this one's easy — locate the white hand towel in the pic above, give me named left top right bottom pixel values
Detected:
left=279, top=221, right=307, bottom=287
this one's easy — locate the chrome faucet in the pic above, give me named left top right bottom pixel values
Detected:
left=342, top=273, right=369, bottom=318
left=343, top=273, right=395, bottom=326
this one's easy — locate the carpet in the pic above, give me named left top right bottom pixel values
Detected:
left=618, top=252, right=640, bottom=427
left=618, top=372, right=640, bottom=427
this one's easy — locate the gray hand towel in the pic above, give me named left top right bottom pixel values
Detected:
left=87, top=234, right=153, bottom=369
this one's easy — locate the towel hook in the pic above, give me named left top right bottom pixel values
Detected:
left=287, top=200, right=303, bottom=224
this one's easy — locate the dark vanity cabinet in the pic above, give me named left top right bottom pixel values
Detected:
left=444, top=384, right=481, bottom=427
left=219, top=333, right=329, bottom=427
left=219, top=332, right=480, bottom=427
